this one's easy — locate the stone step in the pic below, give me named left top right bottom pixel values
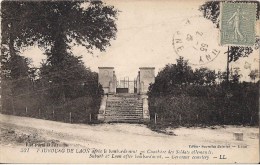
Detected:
left=106, top=108, right=142, bottom=110
left=107, top=103, right=142, bottom=105
left=108, top=99, right=140, bottom=101
left=104, top=119, right=143, bottom=123
left=105, top=119, right=143, bottom=123
left=108, top=95, right=140, bottom=98
left=103, top=94, right=145, bottom=123
left=107, top=101, right=142, bottom=102
left=107, top=107, right=142, bottom=109
left=107, top=104, right=142, bottom=107
left=105, top=116, right=143, bottom=119
left=106, top=106, right=143, bottom=109
left=107, top=99, right=140, bottom=101
left=106, top=110, right=143, bottom=113
left=104, top=119, right=143, bottom=122
left=106, top=109, right=143, bottom=111
left=106, top=109, right=142, bottom=111
left=106, top=111, right=141, bottom=113
left=107, top=101, right=141, bottom=103
left=113, top=94, right=140, bottom=97
left=106, top=103, right=143, bottom=106
left=106, top=105, right=142, bottom=107
left=106, top=114, right=142, bottom=116
left=105, top=112, right=143, bottom=115
left=106, top=106, right=143, bottom=110
left=106, top=103, right=142, bottom=105
left=108, top=97, right=140, bottom=99
left=108, top=98, right=140, bottom=100
left=107, top=100, right=140, bottom=102
left=105, top=115, right=142, bottom=117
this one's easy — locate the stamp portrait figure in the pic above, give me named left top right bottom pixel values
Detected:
left=227, top=6, right=244, bottom=41
left=220, top=2, right=256, bottom=46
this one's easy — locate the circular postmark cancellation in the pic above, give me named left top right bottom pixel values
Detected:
left=172, top=17, right=222, bottom=66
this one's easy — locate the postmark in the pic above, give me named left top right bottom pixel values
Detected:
left=220, top=2, right=257, bottom=46
left=172, top=17, right=222, bottom=66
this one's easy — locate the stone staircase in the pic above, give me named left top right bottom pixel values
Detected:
left=104, top=94, right=144, bottom=123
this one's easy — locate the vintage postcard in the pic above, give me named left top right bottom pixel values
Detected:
left=0, top=0, right=259, bottom=163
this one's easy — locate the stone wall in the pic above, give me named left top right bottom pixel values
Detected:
left=98, top=67, right=116, bottom=94
left=138, top=67, right=155, bottom=94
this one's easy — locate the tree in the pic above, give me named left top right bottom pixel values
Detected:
left=249, top=69, right=259, bottom=83
left=7, top=1, right=119, bottom=65
left=230, top=67, right=242, bottom=84
left=194, top=68, right=216, bottom=85
left=1, top=1, right=118, bottom=107
left=39, top=55, right=101, bottom=103
left=199, top=1, right=260, bottom=81
left=148, top=57, right=194, bottom=96
left=1, top=0, right=119, bottom=85
left=1, top=1, right=37, bottom=94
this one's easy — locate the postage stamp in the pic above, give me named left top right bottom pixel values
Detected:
left=220, top=2, right=257, bottom=46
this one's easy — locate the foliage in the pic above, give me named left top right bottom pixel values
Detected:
left=39, top=54, right=103, bottom=104
left=199, top=1, right=220, bottom=28
left=148, top=58, right=259, bottom=126
left=149, top=82, right=259, bottom=126
left=194, top=68, right=216, bottom=85
left=227, top=46, right=253, bottom=62
left=2, top=1, right=118, bottom=65
left=149, top=83, right=258, bottom=126
left=1, top=1, right=115, bottom=123
left=149, top=57, right=217, bottom=96
left=249, top=69, right=259, bottom=82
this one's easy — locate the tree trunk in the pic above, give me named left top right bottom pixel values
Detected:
left=226, top=46, right=230, bottom=82
left=8, top=22, right=16, bottom=57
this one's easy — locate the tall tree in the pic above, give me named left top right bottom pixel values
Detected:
left=1, top=0, right=118, bottom=76
left=16, top=1, right=118, bottom=64
left=199, top=1, right=260, bottom=81
left=1, top=1, right=118, bottom=113
left=148, top=57, right=194, bottom=96
left=26, top=1, right=118, bottom=103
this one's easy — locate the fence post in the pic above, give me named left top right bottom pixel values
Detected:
left=11, top=97, right=15, bottom=115
left=179, top=114, right=182, bottom=125
left=89, top=113, right=92, bottom=122
left=155, top=113, right=157, bottom=124
left=52, top=110, right=55, bottom=120
left=69, top=112, right=72, bottom=123
left=25, top=107, right=28, bottom=115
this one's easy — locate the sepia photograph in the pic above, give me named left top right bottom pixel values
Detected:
left=0, top=0, right=259, bottom=163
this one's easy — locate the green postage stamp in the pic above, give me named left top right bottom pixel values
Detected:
left=220, top=2, right=257, bottom=46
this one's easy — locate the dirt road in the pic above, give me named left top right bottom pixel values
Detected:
left=0, top=114, right=258, bottom=163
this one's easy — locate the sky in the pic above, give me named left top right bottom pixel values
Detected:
left=22, top=0, right=259, bottom=81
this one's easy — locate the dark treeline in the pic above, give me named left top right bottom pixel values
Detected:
left=1, top=1, right=118, bottom=123
left=1, top=54, right=103, bottom=123
left=148, top=57, right=259, bottom=127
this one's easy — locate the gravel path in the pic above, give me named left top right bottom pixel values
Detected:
left=0, top=114, right=258, bottom=163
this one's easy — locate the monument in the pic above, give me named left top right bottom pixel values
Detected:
left=97, top=67, right=155, bottom=123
